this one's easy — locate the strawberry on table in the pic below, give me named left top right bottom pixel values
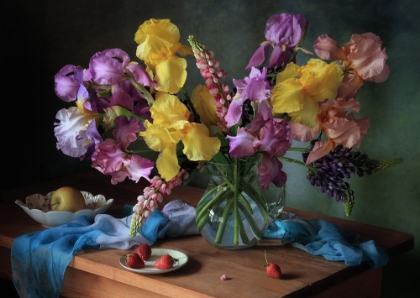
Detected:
left=154, top=254, right=178, bottom=270
left=263, top=250, right=282, bottom=279
left=135, top=243, right=152, bottom=260
left=125, top=252, right=145, bottom=269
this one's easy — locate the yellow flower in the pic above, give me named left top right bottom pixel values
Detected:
left=271, top=58, right=343, bottom=128
left=134, top=18, right=193, bottom=94
left=191, top=85, right=219, bottom=132
left=140, top=94, right=221, bottom=181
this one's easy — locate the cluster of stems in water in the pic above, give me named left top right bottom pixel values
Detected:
left=195, top=158, right=268, bottom=247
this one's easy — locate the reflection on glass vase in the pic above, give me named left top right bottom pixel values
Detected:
left=263, top=183, right=286, bottom=225
left=195, top=159, right=269, bottom=249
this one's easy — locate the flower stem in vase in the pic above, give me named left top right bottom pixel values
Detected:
left=196, top=159, right=269, bottom=249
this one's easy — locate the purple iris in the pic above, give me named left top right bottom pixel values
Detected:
left=246, top=13, right=307, bottom=70
left=227, top=101, right=292, bottom=189
left=225, top=67, right=272, bottom=127
left=54, top=65, right=86, bottom=102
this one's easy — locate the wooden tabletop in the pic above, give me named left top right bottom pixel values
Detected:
left=0, top=169, right=414, bottom=298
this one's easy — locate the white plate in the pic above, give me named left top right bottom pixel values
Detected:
left=119, top=248, right=188, bottom=274
left=15, top=191, right=114, bottom=228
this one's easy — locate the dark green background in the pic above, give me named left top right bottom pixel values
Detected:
left=2, top=0, right=419, bottom=296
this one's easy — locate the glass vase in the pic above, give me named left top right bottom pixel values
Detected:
left=195, top=159, right=269, bottom=249
left=263, top=183, right=286, bottom=225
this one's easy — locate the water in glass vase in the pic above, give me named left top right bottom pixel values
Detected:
left=263, top=184, right=286, bottom=224
left=196, top=159, right=269, bottom=249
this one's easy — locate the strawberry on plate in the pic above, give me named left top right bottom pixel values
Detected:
left=135, top=243, right=152, bottom=260
left=125, top=252, right=145, bottom=269
left=154, top=254, right=178, bottom=270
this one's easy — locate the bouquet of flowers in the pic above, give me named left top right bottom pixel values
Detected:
left=53, top=13, right=401, bottom=238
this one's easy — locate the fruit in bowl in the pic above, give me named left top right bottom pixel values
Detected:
left=49, top=186, right=87, bottom=212
left=15, top=187, right=114, bottom=227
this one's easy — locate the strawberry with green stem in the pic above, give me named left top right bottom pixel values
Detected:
left=154, top=254, right=179, bottom=270
left=264, top=250, right=282, bottom=279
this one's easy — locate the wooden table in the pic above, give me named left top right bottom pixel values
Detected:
left=0, top=169, right=414, bottom=298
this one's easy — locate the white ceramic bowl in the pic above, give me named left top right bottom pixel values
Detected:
left=15, top=190, right=114, bottom=228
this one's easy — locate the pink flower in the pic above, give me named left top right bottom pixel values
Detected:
left=344, top=33, right=390, bottom=83
left=91, top=139, right=154, bottom=184
left=259, top=154, right=287, bottom=189
left=226, top=128, right=256, bottom=157
left=91, top=116, right=154, bottom=184
left=189, top=36, right=231, bottom=131
left=112, top=116, right=142, bottom=149
left=292, top=98, right=370, bottom=165
left=314, top=33, right=389, bottom=99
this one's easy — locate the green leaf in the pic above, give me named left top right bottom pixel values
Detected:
left=211, top=151, right=231, bottom=164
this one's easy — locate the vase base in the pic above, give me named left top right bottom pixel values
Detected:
left=196, top=160, right=270, bottom=250
left=199, top=214, right=267, bottom=250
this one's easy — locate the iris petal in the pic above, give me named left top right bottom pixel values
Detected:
left=182, top=124, right=221, bottom=161
left=154, top=56, right=188, bottom=94
left=156, top=146, right=180, bottom=181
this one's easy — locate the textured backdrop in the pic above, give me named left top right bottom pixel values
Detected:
left=2, top=0, right=419, bottom=296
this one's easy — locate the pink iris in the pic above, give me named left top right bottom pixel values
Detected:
left=91, top=116, right=154, bottom=184
left=313, top=33, right=390, bottom=99
left=291, top=98, right=370, bottom=165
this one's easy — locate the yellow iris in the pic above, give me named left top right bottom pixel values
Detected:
left=271, top=58, right=344, bottom=128
left=191, top=85, right=219, bottom=132
left=140, top=94, right=221, bottom=181
left=134, top=18, right=193, bottom=94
